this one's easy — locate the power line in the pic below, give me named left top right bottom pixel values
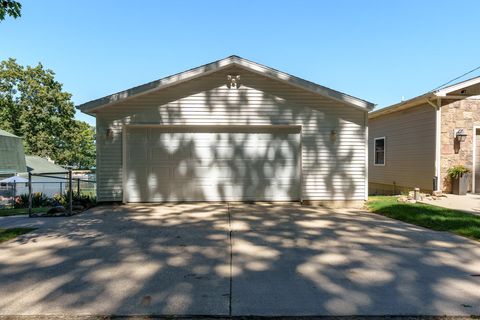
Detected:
left=431, top=64, right=480, bottom=92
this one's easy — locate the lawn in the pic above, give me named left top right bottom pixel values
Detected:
left=0, top=227, right=36, bottom=243
left=367, top=196, right=480, bottom=241
left=0, top=207, right=50, bottom=217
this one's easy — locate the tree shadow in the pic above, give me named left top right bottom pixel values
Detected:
left=97, top=64, right=365, bottom=203
left=228, top=203, right=480, bottom=315
left=0, top=204, right=479, bottom=316
left=0, top=204, right=231, bottom=315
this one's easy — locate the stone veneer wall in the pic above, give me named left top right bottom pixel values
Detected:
left=441, top=99, right=480, bottom=192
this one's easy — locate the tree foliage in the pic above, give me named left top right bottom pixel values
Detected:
left=0, top=0, right=21, bottom=21
left=0, top=58, right=95, bottom=169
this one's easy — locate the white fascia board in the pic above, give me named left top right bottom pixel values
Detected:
left=435, top=76, right=480, bottom=97
left=369, top=93, right=434, bottom=119
left=77, top=56, right=375, bottom=115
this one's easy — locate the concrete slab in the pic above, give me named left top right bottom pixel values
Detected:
left=421, top=193, right=480, bottom=215
left=1, top=202, right=480, bottom=316
left=0, top=203, right=230, bottom=316
left=229, top=203, right=480, bottom=316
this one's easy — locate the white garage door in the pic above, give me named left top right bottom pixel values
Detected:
left=124, top=126, right=301, bottom=202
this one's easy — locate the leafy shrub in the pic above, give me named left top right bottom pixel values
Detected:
left=447, top=165, right=470, bottom=179
left=14, top=194, right=29, bottom=208
left=13, top=192, right=96, bottom=210
left=14, top=192, right=51, bottom=208
left=53, top=192, right=96, bottom=208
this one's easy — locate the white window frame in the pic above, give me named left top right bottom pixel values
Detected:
left=374, top=137, right=386, bottom=166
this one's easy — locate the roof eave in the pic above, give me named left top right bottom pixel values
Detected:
left=77, top=56, right=374, bottom=115
left=370, top=76, right=480, bottom=119
left=369, top=93, right=435, bottom=119
left=77, top=56, right=239, bottom=115
left=434, top=76, right=480, bottom=96
left=231, top=58, right=374, bottom=111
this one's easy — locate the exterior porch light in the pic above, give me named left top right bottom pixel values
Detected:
left=454, top=128, right=467, bottom=142
left=106, top=128, right=114, bottom=140
left=330, top=129, right=337, bottom=142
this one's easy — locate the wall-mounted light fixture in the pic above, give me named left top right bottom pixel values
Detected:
left=227, top=74, right=241, bottom=89
left=106, top=128, right=114, bottom=140
left=453, top=128, right=467, bottom=154
left=330, top=129, right=337, bottom=142
left=454, top=128, right=467, bottom=142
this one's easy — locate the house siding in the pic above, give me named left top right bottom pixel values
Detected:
left=95, top=66, right=367, bottom=203
left=369, top=103, right=436, bottom=194
left=440, top=99, right=480, bottom=192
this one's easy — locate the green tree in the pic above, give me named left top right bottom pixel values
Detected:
left=60, top=121, right=96, bottom=169
left=0, top=58, right=95, bottom=169
left=0, top=0, right=21, bottom=21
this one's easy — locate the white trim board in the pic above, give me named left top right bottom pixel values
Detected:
left=435, top=103, right=442, bottom=191
left=473, top=126, right=480, bottom=194
left=77, top=56, right=375, bottom=114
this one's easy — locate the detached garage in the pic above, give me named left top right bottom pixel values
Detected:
left=77, top=56, right=374, bottom=207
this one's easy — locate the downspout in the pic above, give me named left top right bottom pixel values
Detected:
left=427, top=97, right=442, bottom=192
left=364, top=110, right=369, bottom=201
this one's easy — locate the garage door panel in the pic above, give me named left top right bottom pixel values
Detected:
left=128, top=152, right=149, bottom=162
left=150, top=148, right=174, bottom=161
left=125, top=127, right=300, bottom=202
left=169, top=164, right=296, bottom=179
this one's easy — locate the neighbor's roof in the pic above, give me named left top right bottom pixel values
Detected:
left=0, top=129, right=21, bottom=139
left=77, top=55, right=375, bottom=114
left=369, top=76, right=480, bottom=119
left=26, top=156, right=68, bottom=174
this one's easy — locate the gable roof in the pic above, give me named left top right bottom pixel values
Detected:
left=370, top=76, right=480, bottom=119
left=25, top=156, right=68, bottom=174
left=77, top=55, right=374, bottom=115
left=0, top=129, right=21, bottom=139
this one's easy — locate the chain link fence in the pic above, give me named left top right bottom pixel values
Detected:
left=0, top=172, right=96, bottom=208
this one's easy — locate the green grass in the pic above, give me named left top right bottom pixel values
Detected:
left=0, top=227, right=36, bottom=243
left=367, top=196, right=480, bottom=241
left=0, top=207, right=50, bottom=217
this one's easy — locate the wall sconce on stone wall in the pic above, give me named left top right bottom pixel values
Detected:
left=453, top=128, right=467, bottom=154
left=454, top=128, right=467, bottom=142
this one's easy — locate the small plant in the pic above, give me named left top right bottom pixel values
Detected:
left=447, top=165, right=470, bottom=179
left=53, top=192, right=96, bottom=208
left=14, top=193, right=51, bottom=208
left=14, top=194, right=29, bottom=208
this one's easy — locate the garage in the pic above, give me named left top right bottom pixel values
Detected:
left=124, top=126, right=301, bottom=202
left=78, top=56, right=374, bottom=206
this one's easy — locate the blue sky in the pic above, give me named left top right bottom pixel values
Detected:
left=2, top=0, right=480, bottom=126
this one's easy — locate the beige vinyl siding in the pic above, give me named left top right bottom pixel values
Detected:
left=95, top=66, right=367, bottom=202
left=369, top=103, right=436, bottom=191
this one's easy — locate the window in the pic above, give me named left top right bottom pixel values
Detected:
left=374, top=137, right=385, bottom=166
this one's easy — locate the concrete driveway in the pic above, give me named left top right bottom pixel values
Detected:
left=0, top=203, right=479, bottom=316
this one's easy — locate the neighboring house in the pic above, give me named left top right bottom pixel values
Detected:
left=77, top=56, right=374, bottom=207
left=0, top=130, right=68, bottom=199
left=17, top=155, right=69, bottom=197
left=0, top=129, right=26, bottom=179
left=369, top=76, right=480, bottom=195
